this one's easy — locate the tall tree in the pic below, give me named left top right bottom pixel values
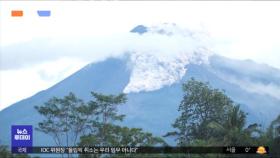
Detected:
left=35, top=92, right=98, bottom=158
left=35, top=92, right=95, bottom=147
left=166, top=78, right=261, bottom=146
left=78, top=92, right=166, bottom=158
left=88, top=92, right=126, bottom=145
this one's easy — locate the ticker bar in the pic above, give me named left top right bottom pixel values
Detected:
left=12, top=146, right=269, bottom=155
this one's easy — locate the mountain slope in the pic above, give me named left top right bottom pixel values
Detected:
left=1, top=54, right=280, bottom=146
left=0, top=58, right=131, bottom=145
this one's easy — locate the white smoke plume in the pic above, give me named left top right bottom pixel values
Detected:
left=124, top=24, right=211, bottom=93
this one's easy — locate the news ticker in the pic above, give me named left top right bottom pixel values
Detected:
left=12, top=146, right=268, bottom=155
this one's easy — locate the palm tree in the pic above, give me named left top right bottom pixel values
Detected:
left=207, top=105, right=261, bottom=146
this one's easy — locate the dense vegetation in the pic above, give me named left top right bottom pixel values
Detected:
left=1, top=78, right=279, bottom=158
left=34, top=92, right=165, bottom=158
left=165, top=78, right=280, bottom=157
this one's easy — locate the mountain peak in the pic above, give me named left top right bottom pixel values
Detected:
left=130, top=25, right=148, bottom=34
left=130, top=23, right=192, bottom=37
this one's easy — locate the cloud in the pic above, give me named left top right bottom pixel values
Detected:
left=0, top=24, right=210, bottom=71
left=224, top=76, right=280, bottom=101
left=1, top=23, right=211, bottom=95
left=0, top=58, right=85, bottom=110
left=211, top=60, right=280, bottom=100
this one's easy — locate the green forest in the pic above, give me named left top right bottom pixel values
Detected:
left=1, top=78, right=280, bottom=158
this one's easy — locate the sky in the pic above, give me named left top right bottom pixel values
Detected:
left=1, top=1, right=280, bottom=110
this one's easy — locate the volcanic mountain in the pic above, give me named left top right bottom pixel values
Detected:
left=1, top=24, right=280, bottom=146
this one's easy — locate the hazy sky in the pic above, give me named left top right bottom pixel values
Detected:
left=1, top=1, right=280, bottom=110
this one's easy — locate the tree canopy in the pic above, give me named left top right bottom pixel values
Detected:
left=166, top=78, right=262, bottom=146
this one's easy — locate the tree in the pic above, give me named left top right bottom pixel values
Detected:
left=207, top=106, right=262, bottom=146
left=0, top=145, right=14, bottom=158
left=36, top=92, right=166, bottom=158
left=35, top=92, right=97, bottom=158
left=166, top=78, right=261, bottom=146
left=80, top=125, right=165, bottom=147
left=78, top=92, right=166, bottom=158
left=86, top=92, right=127, bottom=146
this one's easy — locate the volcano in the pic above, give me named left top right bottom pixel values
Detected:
left=1, top=24, right=280, bottom=147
